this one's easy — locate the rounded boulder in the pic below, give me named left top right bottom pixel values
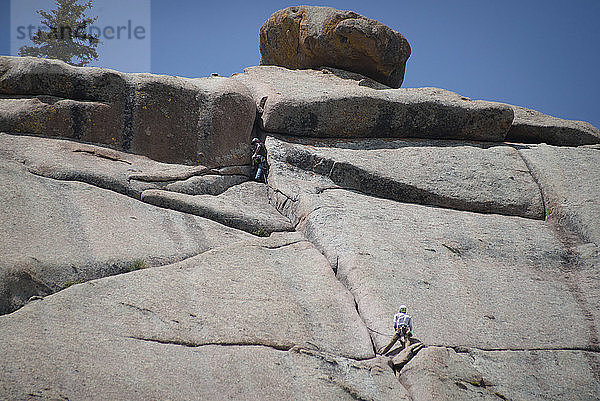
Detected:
left=259, top=6, right=411, bottom=88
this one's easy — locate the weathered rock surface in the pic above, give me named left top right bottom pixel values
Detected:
left=2, top=48, right=600, bottom=399
left=0, top=342, right=406, bottom=401
left=1, top=132, right=285, bottom=235
left=0, top=233, right=409, bottom=400
left=399, top=346, right=600, bottom=401
left=233, top=66, right=514, bottom=141
left=0, top=94, right=122, bottom=143
left=271, top=187, right=594, bottom=351
left=506, top=105, right=600, bottom=146
left=0, top=56, right=255, bottom=166
left=399, top=346, right=501, bottom=400
left=268, top=136, right=545, bottom=219
left=142, top=181, right=294, bottom=234
left=0, top=159, right=252, bottom=315
left=259, top=5, right=411, bottom=88
left=165, top=174, right=249, bottom=195
left=0, top=132, right=210, bottom=198
left=263, top=140, right=600, bottom=399
left=130, top=73, right=255, bottom=167
left=520, top=144, right=600, bottom=245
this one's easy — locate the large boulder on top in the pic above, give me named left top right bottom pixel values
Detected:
left=0, top=56, right=255, bottom=167
left=259, top=6, right=411, bottom=88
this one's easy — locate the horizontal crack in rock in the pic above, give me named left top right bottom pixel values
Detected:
left=437, top=345, right=600, bottom=353
left=128, top=167, right=214, bottom=183
left=261, top=239, right=305, bottom=249
left=71, top=149, right=132, bottom=165
left=277, top=145, right=544, bottom=220
left=127, top=336, right=293, bottom=352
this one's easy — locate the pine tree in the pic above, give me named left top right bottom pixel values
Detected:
left=18, top=0, right=100, bottom=66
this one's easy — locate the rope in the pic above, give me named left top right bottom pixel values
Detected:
left=366, top=326, right=395, bottom=337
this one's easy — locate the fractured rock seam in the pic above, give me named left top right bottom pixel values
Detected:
left=26, top=163, right=282, bottom=235
left=275, top=142, right=544, bottom=220
left=519, top=147, right=600, bottom=355
left=516, top=147, right=547, bottom=219
left=547, top=221, right=600, bottom=383
left=266, top=185, right=382, bottom=360
left=127, top=335, right=294, bottom=352
left=436, top=345, right=600, bottom=353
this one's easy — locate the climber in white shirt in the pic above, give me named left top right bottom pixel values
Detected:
left=394, top=305, right=413, bottom=334
left=381, top=305, right=413, bottom=355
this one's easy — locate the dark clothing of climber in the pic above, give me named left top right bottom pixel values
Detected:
left=251, top=139, right=268, bottom=183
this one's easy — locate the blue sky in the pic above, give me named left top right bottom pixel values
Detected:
left=1, top=0, right=599, bottom=128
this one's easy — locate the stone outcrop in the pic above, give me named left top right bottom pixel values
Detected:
left=259, top=6, right=411, bottom=88
left=506, top=105, right=600, bottom=146
left=0, top=157, right=253, bottom=315
left=233, top=66, right=514, bottom=141
left=268, top=185, right=594, bottom=351
left=141, top=182, right=294, bottom=234
left=520, top=144, right=600, bottom=246
left=1, top=22, right=600, bottom=398
left=0, top=56, right=255, bottom=166
left=265, top=137, right=600, bottom=400
left=399, top=346, right=600, bottom=400
left=268, top=136, right=544, bottom=219
left=0, top=233, right=409, bottom=400
left=0, top=132, right=289, bottom=236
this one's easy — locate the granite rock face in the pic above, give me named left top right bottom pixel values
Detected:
left=399, top=346, right=600, bottom=400
left=233, top=66, right=514, bottom=141
left=264, top=135, right=600, bottom=400
left=141, top=181, right=294, bottom=234
left=267, top=136, right=544, bottom=219
left=0, top=56, right=255, bottom=166
left=1, top=52, right=600, bottom=400
left=259, top=5, right=411, bottom=88
left=506, top=105, right=600, bottom=146
left=0, top=159, right=253, bottom=315
left=0, top=233, right=407, bottom=400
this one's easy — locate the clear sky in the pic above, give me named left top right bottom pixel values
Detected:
left=1, top=0, right=599, bottom=129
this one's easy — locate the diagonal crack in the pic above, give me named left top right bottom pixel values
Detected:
left=265, top=185, right=379, bottom=358
left=275, top=142, right=544, bottom=220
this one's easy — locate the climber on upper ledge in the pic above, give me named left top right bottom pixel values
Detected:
left=380, top=305, right=413, bottom=355
left=251, top=137, right=269, bottom=183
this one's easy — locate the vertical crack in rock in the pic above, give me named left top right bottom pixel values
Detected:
left=552, top=222, right=600, bottom=384
left=122, top=81, right=135, bottom=151
left=314, top=240, right=379, bottom=356
left=516, top=147, right=547, bottom=219
left=70, top=105, right=84, bottom=141
left=265, top=186, right=380, bottom=359
left=353, top=299, right=377, bottom=356
left=517, top=145, right=600, bottom=384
